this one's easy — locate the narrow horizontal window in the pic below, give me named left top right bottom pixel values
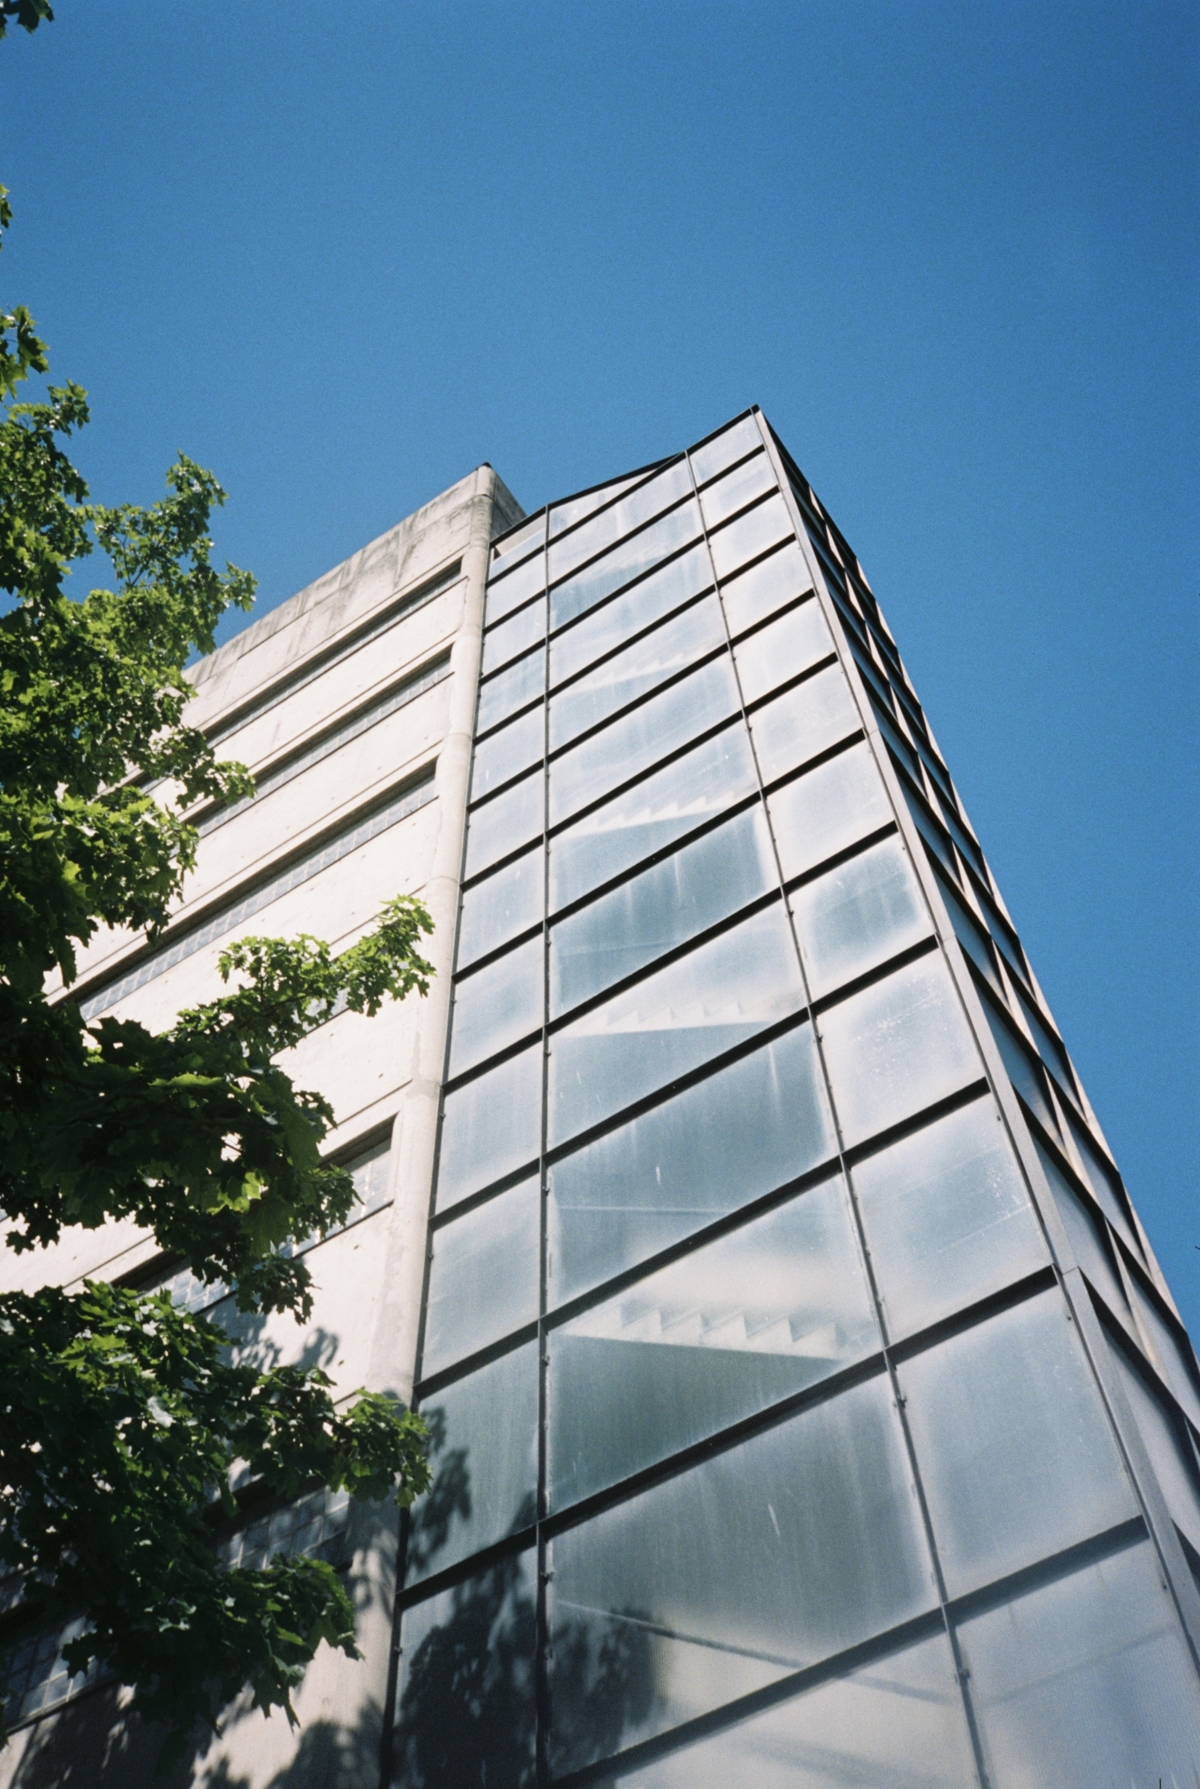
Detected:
left=78, top=773, right=436, bottom=1019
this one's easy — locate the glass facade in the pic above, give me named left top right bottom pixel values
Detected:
left=392, top=413, right=1200, bottom=1785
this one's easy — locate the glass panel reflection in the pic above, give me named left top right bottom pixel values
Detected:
left=898, top=1289, right=1136, bottom=1597
left=550, top=471, right=646, bottom=538
left=422, top=1177, right=540, bottom=1378
left=608, top=1630, right=975, bottom=1789
left=789, top=835, right=929, bottom=1000
left=481, top=595, right=545, bottom=676
left=550, top=543, right=712, bottom=691
left=408, top=1341, right=538, bottom=1583
left=476, top=646, right=544, bottom=736
left=957, top=1540, right=1200, bottom=1789
left=708, top=493, right=793, bottom=581
left=463, top=772, right=542, bottom=880
left=549, top=1175, right=879, bottom=1507
left=721, top=540, right=814, bottom=637
left=436, top=1044, right=541, bottom=1212
left=690, top=414, right=764, bottom=485
left=750, top=663, right=861, bottom=784
left=548, top=460, right=694, bottom=586
left=485, top=548, right=545, bottom=626
left=819, top=953, right=981, bottom=1149
left=550, top=723, right=758, bottom=912
left=550, top=595, right=726, bottom=752
left=551, top=501, right=703, bottom=632
left=548, top=1024, right=836, bottom=1305
left=469, top=703, right=543, bottom=802
left=396, top=1552, right=537, bottom=1789
left=550, top=805, right=776, bottom=1017
left=769, top=742, right=893, bottom=884
left=733, top=597, right=834, bottom=705
left=549, top=903, right=807, bottom=1146
left=457, top=847, right=542, bottom=971
left=448, top=934, right=542, bottom=1079
left=547, top=1376, right=932, bottom=1773
left=699, top=451, right=776, bottom=530
left=852, top=1099, right=1047, bottom=1339
left=549, top=654, right=739, bottom=826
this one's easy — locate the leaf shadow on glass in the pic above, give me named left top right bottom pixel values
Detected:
left=395, top=1415, right=659, bottom=1787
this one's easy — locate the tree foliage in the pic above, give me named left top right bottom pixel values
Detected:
left=0, top=181, right=434, bottom=1767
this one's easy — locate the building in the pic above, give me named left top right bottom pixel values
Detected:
left=4, top=412, right=1200, bottom=1788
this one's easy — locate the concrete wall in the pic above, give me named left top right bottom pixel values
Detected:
left=0, top=464, right=523, bottom=1788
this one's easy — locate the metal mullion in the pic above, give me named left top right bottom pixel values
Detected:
left=536, top=526, right=552, bottom=1788
left=748, top=412, right=991, bottom=1785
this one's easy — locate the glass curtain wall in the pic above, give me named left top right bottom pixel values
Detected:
left=391, top=413, right=1200, bottom=1788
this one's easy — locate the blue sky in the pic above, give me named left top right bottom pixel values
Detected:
left=3, top=2, right=1197, bottom=1328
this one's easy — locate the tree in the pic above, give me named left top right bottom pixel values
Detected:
left=0, top=182, right=434, bottom=1769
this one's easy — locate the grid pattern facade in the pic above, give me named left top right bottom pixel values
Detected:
left=393, top=412, right=1200, bottom=1787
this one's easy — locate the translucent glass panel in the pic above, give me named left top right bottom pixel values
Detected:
left=853, top=1099, right=1048, bottom=1338
left=548, top=460, right=693, bottom=586
left=550, top=722, right=758, bottom=912
left=550, top=501, right=703, bottom=632
left=957, top=1540, right=1200, bottom=1789
left=469, top=703, right=543, bottom=801
left=456, top=847, right=542, bottom=971
left=550, top=805, right=776, bottom=1017
left=819, top=954, right=982, bottom=1149
left=547, top=1377, right=932, bottom=1772
left=548, top=903, right=807, bottom=1146
left=482, top=594, right=545, bottom=676
left=485, top=547, right=545, bottom=625
left=721, top=540, right=814, bottom=637
left=549, top=654, right=740, bottom=826
left=769, top=746, right=894, bottom=891
left=408, top=1341, right=538, bottom=1582
left=691, top=414, right=763, bottom=485
left=476, top=645, right=543, bottom=735
left=549, top=543, right=712, bottom=689
left=1109, top=1341, right=1200, bottom=1557
left=898, top=1290, right=1137, bottom=1597
left=548, top=1024, right=836, bottom=1304
left=549, top=471, right=645, bottom=538
left=708, top=493, right=793, bottom=582
left=395, top=1551, right=537, bottom=1789
left=448, top=934, right=542, bottom=1078
left=698, top=450, right=776, bottom=530
left=422, top=1177, right=540, bottom=1377
left=549, top=595, right=726, bottom=752
left=548, top=1176, right=879, bottom=1507
left=492, top=510, right=544, bottom=563
left=733, top=598, right=833, bottom=704
left=463, top=771, right=541, bottom=879
left=749, top=664, right=860, bottom=786
left=605, top=1631, right=976, bottom=1789
left=436, top=1044, right=541, bottom=1211
left=789, top=835, right=930, bottom=1000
